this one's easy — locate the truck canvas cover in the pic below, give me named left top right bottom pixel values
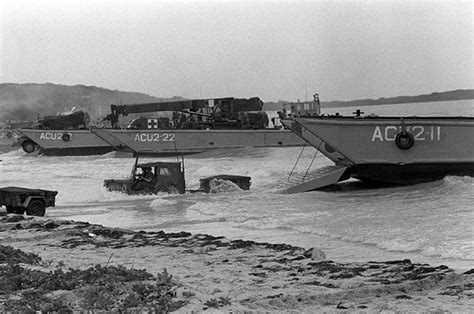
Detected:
left=36, top=111, right=88, bottom=129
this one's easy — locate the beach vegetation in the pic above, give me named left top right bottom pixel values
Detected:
left=0, top=245, right=187, bottom=312
left=204, top=296, right=232, bottom=309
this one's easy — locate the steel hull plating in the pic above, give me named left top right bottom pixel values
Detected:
left=17, top=129, right=112, bottom=156
left=103, top=129, right=303, bottom=154
left=17, top=128, right=305, bottom=156
left=283, top=116, right=474, bottom=185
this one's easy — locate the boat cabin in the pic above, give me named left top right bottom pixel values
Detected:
left=283, top=93, right=321, bottom=117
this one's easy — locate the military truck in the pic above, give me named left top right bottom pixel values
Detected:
left=0, top=187, right=58, bottom=216
left=104, top=158, right=186, bottom=195
left=104, top=156, right=251, bottom=195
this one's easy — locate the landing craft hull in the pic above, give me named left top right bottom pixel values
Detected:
left=16, top=128, right=305, bottom=156
left=100, top=128, right=303, bottom=155
left=16, top=129, right=113, bottom=156
left=282, top=116, right=474, bottom=186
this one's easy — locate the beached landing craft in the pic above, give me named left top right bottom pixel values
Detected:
left=16, top=97, right=307, bottom=156
left=281, top=108, right=474, bottom=193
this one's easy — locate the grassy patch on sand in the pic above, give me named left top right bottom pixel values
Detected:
left=0, top=244, right=187, bottom=312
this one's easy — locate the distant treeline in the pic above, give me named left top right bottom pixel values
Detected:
left=0, top=83, right=181, bottom=122
left=263, top=89, right=474, bottom=110
left=322, top=89, right=474, bottom=108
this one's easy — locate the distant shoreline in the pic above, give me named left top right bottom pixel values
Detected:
left=264, top=89, right=474, bottom=110
left=322, top=89, right=474, bottom=108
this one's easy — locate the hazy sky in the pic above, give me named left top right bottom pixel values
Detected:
left=1, top=0, right=472, bottom=102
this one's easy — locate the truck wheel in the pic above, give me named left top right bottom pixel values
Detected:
left=22, top=140, right=36, bottom=153
left=26, top=200, right=46, bottom=216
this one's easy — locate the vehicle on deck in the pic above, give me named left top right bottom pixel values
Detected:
left=0, top=187, right=58, bottom=216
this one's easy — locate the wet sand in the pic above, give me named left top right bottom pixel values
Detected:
left=1, top=213, right=473, bottom=312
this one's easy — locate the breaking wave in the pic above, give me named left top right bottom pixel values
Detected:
left=208, top=178, right=244, bottom=193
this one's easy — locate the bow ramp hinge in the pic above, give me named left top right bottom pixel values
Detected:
left=90, top=127, right=135, bottom=153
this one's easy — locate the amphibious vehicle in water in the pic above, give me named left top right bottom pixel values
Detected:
left=104, top=158, right=187, bottom=195
left=281, top=103, right=474, bottom=193
left=104, top=156, right=251, bottom=195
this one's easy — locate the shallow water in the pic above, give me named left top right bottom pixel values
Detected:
left=1, top=99, right=473, bottom=271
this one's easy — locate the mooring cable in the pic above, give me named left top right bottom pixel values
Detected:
left=288, top=143, right=307, bottom=181
left=303, top=145, right=320, bottom=181
left=302, top=139, right=324, bottom=181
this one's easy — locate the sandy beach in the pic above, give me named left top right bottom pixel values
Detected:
left=0, top=212, right=472, bottom=312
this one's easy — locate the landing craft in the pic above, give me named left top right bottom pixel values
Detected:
left=15, top=97, right=307, bottom=156
left=281, top=97, right=474, bottom=193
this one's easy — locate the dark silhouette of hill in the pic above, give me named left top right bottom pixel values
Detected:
left=263, top=89, right=474, bottom=111
left=0, top=83, right=183, bottom=122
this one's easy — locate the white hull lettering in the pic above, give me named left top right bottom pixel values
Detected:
left=384, top=126, right=398, bottom=141
left=39, top=132, right=73, bottom=141
left=134, top=133, right=176, bottom=142
left=371, top=126, right=441, bottom=142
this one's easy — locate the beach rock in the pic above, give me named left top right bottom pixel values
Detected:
left=42, top=220, right=60, bottom=229
left=3, top=214, right=25, bottom=223
left=303, top=248, right=326, bottom=261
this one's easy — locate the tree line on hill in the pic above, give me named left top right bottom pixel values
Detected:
left=0, top=83, right=180, bottom=123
